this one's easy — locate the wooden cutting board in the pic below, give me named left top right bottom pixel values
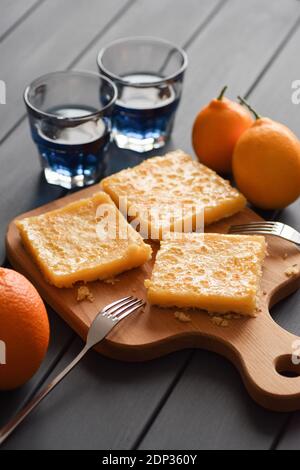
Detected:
left=6, top=185, right=300, bottom=412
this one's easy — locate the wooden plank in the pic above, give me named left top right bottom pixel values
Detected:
left=0, top=0, right=222, bottom=266
left=133, top=0, right=300, bottom=450
left=276, top=412, right=300, bottom=450
left=0, top=305, right=74, bottom=427
left=98, top=0, right=300, bottom=174
left=172, top=0, right=300, bottom=154
left=0, top=0, right=222, bottom=145
left=140, top=351, right=290, bottom=450
left=2, top=0, right=300, bottom=450
left=0, top=0, right=40, bottom=42
left=242, top=13, right=300, bottom=342
left=75, top=0, right=224, bottom=71
left=0, top=0, right=222, bottom=450
left=242, top=25, right=300, bottom=451
left=0, top=0, right=129, bottom=143
left=0, top=0, right=130, bottom=443
left=1, top=339, right=189, bottom=450
left=138, top=175, right=295, bottom=444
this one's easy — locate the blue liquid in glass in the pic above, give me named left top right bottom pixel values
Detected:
left=31, top=106, right=110, bottom=188
left=113, top=74, right=179, bottom=152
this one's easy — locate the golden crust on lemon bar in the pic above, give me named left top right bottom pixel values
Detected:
left=144, top=233, right=266, bottom=316
left=101, top=150, right=246, bottom=240
left=16, top=192, right=152, bottom=288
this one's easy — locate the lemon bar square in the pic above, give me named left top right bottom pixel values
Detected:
left=16, top=192, right=152, bottom=288
left=144, top=233, right=266, bottom=316
left=101, top=150, right=246, bottom=240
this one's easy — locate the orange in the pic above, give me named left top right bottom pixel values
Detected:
left=233, top=101, right=300, bottom=209
left=192, top=86, right=253, bottom=174
left=0, top=268, right=49, bottom=390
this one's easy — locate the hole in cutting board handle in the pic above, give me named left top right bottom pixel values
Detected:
left=275, top=354, right=300, bottom=378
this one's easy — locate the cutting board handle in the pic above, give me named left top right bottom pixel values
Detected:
left=235, top=302, right=300, bottom=412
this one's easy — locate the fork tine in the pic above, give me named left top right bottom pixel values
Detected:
left=231, top=227, right=276, bottom=232
left=232, top=222, right=276, bottom=228
left=102, top=296, right=133, bottom=314
left=230, top=224, right=276, bottom=230
left=230, top=226, right=275, bottom=233
left=230, top=226, right=274, bottom=232
left=114, top=300, right=146, bottom=322
left=103, top=296, right=136, bottom=316
left=108, top=298, right=141, bottom=319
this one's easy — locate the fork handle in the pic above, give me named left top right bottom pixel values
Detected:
left=0, top=345, right=90, bottom=446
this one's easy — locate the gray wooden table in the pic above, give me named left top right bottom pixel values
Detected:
left=1, top=0, right=300, bottom=450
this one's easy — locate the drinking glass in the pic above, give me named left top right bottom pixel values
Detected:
left=97, top=37, right=188, bottom=153
left=24, top=71, right=117, bottom=189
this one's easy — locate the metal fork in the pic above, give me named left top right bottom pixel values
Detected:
left=229, top=221, right=300, bottom=246
left=0, top=296, right=145, bottom=446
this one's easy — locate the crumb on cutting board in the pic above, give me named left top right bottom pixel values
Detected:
left=174, top=311, right=191, bottom=323
left=103, top=277, right=120, bottom=285
left=223, top=313, right=240, bottom=320
left=174, top=309, right=243, bottom=327
left=285, top=265, right=299, bottom=278
left=211, top=316, right=229, bottom=327
left=209, top=311, right=241, bottom=327
left=77, top=285, right=95, bottom=302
